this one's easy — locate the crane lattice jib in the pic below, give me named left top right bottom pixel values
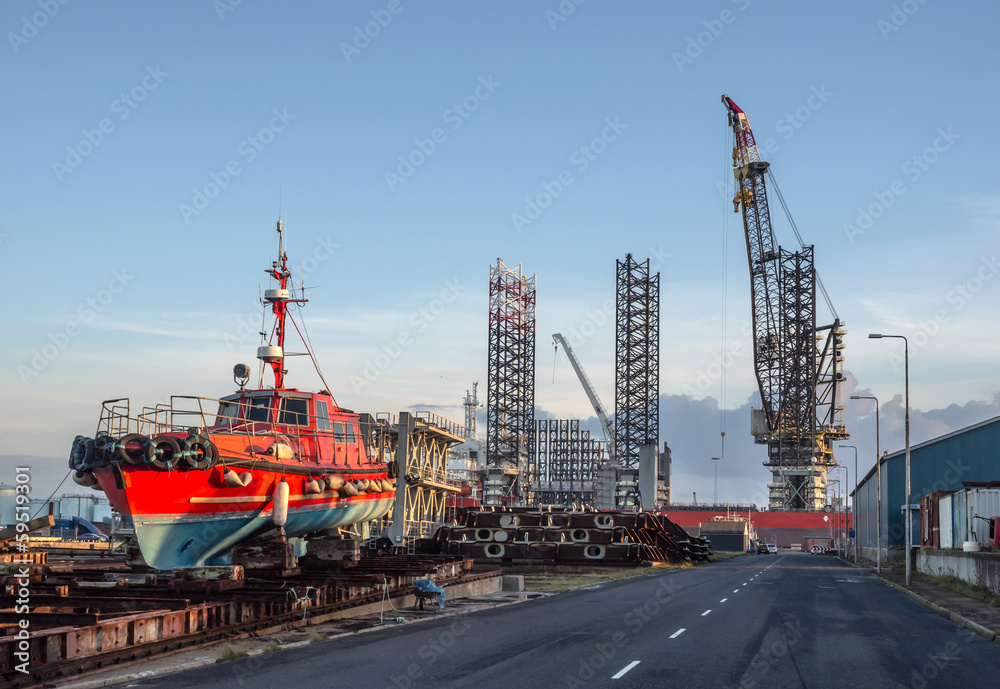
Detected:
left=552, top=333, right=615, bottom=452
left=722, top=95, right=782, bottom=434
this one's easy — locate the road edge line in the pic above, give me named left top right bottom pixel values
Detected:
left=873, top=573, right=998, bottom=643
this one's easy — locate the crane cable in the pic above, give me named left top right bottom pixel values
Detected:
left=766, top=169, right=838, bottom=321
left=720, top=124, right=729, bottom=463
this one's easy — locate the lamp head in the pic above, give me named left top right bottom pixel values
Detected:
left=850, top=395, right=861, bottom=399
left=868, top=333, right=883, bottom=339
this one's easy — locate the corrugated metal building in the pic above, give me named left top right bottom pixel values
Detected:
left=853, top=414, right=1000, bottom=558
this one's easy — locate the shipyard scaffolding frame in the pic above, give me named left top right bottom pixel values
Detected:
left=615, top=254, right=660, bottom=508
left=757, top=248, right=848, bottom=510
left=531, top=419, right=603, bottom=507
left=486, top=259, right=536, bottom=506
left=366, top=411, right=466, bottom=551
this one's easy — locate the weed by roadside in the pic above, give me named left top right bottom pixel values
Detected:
left=216, top=644, right=250, bottom=663
left=913, top=572, right=1000, bottom=608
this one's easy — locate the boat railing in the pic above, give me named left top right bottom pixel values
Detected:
left=97, top=398, right=132, bottom=438
left=98, top=395, right=384, bottom=466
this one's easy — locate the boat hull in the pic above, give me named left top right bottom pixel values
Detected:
left=94, top=464, right=394, bottom=570
left=131, top=495, right=393, bottom=569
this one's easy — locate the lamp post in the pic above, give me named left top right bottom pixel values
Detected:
left=851, top=394, right=881, bottom=574
left=869, top=333, right=911, bottom=587
left=833, top=464, right=849, bottom=558
left=711, top=457, right=721, bottom=505
left=839, top=445, right=858, bottom=564
left=828, top=478, right=840, bottom=548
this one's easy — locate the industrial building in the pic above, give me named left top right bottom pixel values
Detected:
left=853, top=414, right=1000, bottom=561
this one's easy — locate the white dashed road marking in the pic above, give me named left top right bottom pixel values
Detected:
left=720, top=598, right=728, bottom=603
left=702, top=610, right=711, bottom=616
left=612, top=661, right=640, bottom=679
left=670, top=628, right=686, bottom=639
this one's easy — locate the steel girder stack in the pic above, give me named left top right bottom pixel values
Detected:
left=723, top=95, right=848, bottom=510
left=486, top=258, right=536, bottom=506
left=614, top=255, right=660, bottom=473
left=431, top=509, right=711, bottom=565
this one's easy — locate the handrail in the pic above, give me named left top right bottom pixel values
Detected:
left=96, top=394, right=382, bottom=465
left=414, top=411, right=467, bottom=438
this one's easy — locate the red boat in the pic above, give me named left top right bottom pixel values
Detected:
left=68, top=220, right=395, bottom=570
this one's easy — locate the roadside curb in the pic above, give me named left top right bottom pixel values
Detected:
left=873, top=573, right=998, bottom=643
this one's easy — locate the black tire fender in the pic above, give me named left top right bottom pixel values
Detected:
left=186, top=436, right=218, bottom=470
left=117, top=434, right=154, bottom=465
left=150, top=435, right=182, bottom=470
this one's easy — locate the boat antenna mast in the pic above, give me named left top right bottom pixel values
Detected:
left=258, top=218, right=307, bottom=390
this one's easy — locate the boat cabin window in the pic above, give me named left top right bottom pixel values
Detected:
left=334, top=421, right=345, bottom=442
left=216, top=395, right=270, bottom=425
left=216, top=402, right=240, bottom=426
left=279, top=397, right=309, bottom=426
left=316, top=400, right=331, bottom=431
left=246, top=396, right=271, bottom=422
left=346, top=423, right=356, bottom=444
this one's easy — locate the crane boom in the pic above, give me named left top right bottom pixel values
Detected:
left=552, top=333, right=615, bottom=459
left=722, top=94, right=783, bottom=433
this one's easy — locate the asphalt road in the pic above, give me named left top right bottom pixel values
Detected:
left=128, top=553, right=1000, bottom=689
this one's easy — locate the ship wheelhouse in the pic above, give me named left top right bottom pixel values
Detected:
left=212, top=390, right=366, bottom=466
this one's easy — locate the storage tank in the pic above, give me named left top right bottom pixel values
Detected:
left=28, top=498, right=57, bottom=520
left=92, top=499, right=113, bottom=524
left=0, top=485, right=17, bottom=526
left=60, top=495, right=89, bottom=521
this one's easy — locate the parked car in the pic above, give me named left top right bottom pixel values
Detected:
left=77, top=533, right=109, bottom=542
left=756, top=543, right=769, bottom=554
left=766, top=543, right=778, bottom=554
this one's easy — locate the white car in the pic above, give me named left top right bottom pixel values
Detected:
left=766, top=543, right=778, bottom=554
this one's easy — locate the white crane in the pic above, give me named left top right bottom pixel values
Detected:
left=552, top=333, right=615, bottom=462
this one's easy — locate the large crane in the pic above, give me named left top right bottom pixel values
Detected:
left=722, top=95, right=848, bottom=511
left=552, top=333, right=615, bottom=462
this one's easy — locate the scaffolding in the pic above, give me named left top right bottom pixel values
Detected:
left=614, top=255, right=660, bottom=473
left=531, top=419, right=603, bottom=507
left=367, top=411, right=466, bottom=550
left=486, top=258, right=536, bottom=506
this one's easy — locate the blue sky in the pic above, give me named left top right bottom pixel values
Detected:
left=2, top=1, right=998, bottom=503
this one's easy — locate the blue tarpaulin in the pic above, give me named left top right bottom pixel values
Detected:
left=413, top=578, right=445, bottom=609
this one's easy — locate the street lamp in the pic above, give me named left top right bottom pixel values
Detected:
left=869, top=333, right=911, bottom=587
left=828, top=477, right=840, bottom=548
left=851, top=394, right=881, bottom=574
left=833, top=463, right=849, bottom=558
left=839, top=445, right=858, bottom=565
left=711, top=457, right=721, bottom=505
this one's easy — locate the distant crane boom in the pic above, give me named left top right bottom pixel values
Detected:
left=552, top=333, right=615, bottom=460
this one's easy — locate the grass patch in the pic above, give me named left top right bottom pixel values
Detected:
left=309, top=633, right=328, bottom=644
left=215, top=644, right=250, bottom=663
left=912, top=572, right=1000, bottom=608
left=263, top=641, right=282, bottom=653
left=523, top=568, right=659, bottom=594
left=710, top=551, right=746, bottom=561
